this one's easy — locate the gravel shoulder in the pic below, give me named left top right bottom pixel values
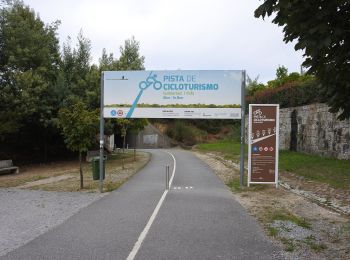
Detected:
left=194, top=151, right=350, bottom=260
left=0, top=189, right=105, bottom=257
left=0, top=151, right=152, bottom=257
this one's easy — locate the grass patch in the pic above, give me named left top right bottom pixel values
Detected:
left=228, top=179, right=270, bottom=193
left=104, top=181, right=123, bottom=192
left=303, top=235, right=327, bottom=252
left=279, top=150, right=350, bottom=189
left=196, top=140, right=245, bottom=163
left=280, top=237, right=296, bottom=252
left=196, top=139, right=350, bottom=190
left=228, top=178, right=242, bottom=192
left=196, top=140, right=241, bottom=154
left=0, top=171, right=67, bottom=188
left=4, top=151, right=150, bottom=192
left=271, top=211, right=311, bottom=229
left=268, top=226, right=279, bottom=237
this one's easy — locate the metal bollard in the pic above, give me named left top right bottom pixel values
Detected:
left=167, top=165, right=170, bottom=189
left=166, top=165, right=169, bottom=190
left=165, top=165, right=167, bottom=190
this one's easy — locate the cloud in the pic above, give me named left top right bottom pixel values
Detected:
left=25, top=0, right=304, bottom=83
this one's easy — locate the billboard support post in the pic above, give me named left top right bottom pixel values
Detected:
left=99, top=72, right=105, bottom=193
left=240, top=71, right=246, bottom=186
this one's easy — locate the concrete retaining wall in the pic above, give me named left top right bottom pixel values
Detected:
left=127, top=124, right=172, bottom=149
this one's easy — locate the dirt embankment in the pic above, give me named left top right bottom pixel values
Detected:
left=194, top=151, right=350, bottom=260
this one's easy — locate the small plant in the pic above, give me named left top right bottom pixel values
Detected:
left=228, top=179, right=243, bottom=192
left=303, top=235, right=327, bottom=252
left=105, top=181, right=121, bottom=192
left=268, top=226, right=279, bottom=237
left=280, top=238, right=296, bottom=252
left=271, top=211, right=311, bottom=229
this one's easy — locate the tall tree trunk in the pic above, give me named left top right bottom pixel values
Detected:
left=123, top=134, right=126, bottom=153
left=79, top=151, right=83, bottom=189
left=133, top=134, right=136, bottom=161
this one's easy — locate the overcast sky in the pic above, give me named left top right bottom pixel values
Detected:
left=24, top=0, right=304, bottom=83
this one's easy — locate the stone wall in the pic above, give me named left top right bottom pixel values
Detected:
left=247, top=103, right=350, bottom=159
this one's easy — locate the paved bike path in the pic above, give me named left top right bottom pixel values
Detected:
left=1, top=150, right=172, bottom=260
left=2, top=149, right=281, bottom=260
left=136, top=150, right=281, bottom=259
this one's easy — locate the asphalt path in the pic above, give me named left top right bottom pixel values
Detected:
left=2, top=149, right=282, bottom=260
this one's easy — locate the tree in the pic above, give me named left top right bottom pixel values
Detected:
left=116, top=118, right=130, bottom=154
left=246, top=74, right=266, bottom=96
left=0, top=1, right=60, bottom=136
left=114, top=118, right=148, bottom=154
left=58, top=33, right=100, bottom=188
left=99, top=48, right=118, bottom=71
left=255, top=0, right=350, bottom=119
left=117, top=36, right=145, bottom=70
left=58, top=101, right=98, bottom=189
left=276, top=65, right=288, bottom=80
left=60, top=31, right=97, bottom=107
left=114, top=37, right=147, bottom=151
left=128, top=119, right=147, bottom=160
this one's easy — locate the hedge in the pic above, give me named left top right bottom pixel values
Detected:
left=246, top=79, right=326, bottom=109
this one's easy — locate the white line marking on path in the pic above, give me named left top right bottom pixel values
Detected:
left=126, top=151, right=176, bottom=260
left=173, top=186, right=193, bottom=190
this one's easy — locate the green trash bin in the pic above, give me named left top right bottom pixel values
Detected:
left=92, top=156, right=106, bottom=180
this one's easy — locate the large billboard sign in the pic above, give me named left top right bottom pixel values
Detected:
left=103, top=70, right=243, bottom=119
left=248, top=104, right=279, bottom=187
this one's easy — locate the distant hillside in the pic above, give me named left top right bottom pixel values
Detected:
left=151, top=119, right=240, bottom=146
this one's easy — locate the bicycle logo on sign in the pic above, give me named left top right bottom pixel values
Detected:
left=126, top=71, right=162, bottom=118
left=253, top=109, right=263, bottom=116
left=139, top=72, right=162, bottom=90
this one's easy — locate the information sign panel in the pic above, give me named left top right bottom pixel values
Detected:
left=103, top=70, right=243, bottom=119
left=248, top=104, right=279, bottom=187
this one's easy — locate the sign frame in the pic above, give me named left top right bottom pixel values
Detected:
left=99, top=70, right=246, bottom=192
left=103, top=70, right=243, bottom=119
left=248, top=104, right=279, bottom=188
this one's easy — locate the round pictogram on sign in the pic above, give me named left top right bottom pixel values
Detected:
left=111, top=110, right=117, bottom=116
left=117, top=110, right=124, bottom=116
left=269, top=147, right=274, bottom=151
left=264, top=147, right=268, bottom=151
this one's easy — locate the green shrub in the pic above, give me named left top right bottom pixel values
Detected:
left=246, top=78, right=325, bottom=110
left=170, top=120, right=197, bottom=146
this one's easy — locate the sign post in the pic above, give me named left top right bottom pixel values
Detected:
left=99, top=72, right=105, bottom=193
left=240, top=71, right=246, bottom=186
left=248, top=104, right=279, bottom=187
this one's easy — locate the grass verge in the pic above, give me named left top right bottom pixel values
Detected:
left=279, top=151, right=350, bottom=189
left=303, top=235, right=327, bottom=252
left=196, top=140, right=244, bottom=163
left=0, top=151, right=150, bottom=193
left=34, top=151, right=150, bottom=192
left=194, top=147, right=349, bottom=258
left=269, top=211, right=311, bottom=229
left=196, top=140, right=350, bottom=189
